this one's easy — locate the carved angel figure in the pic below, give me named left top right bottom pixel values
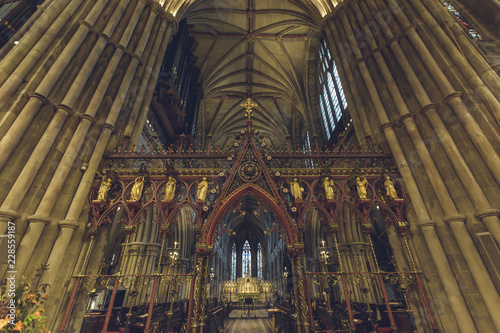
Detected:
left=322, top=177, right=335, bottom=200
left=197, top=177, right=208, bottom=201
left=384, top=176, right=399, bottom=200
left=130, top=176, right=145, bottom=201
left=164, top=176, right=177, bottom=201
left=97, top=177, right=113, bottom=202
left=355, top=176, right=368, bottom=199
left=290, top=178, right=303, bottom=200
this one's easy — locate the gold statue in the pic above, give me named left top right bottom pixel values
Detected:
left=384, top=176, right=399, bottom=200
left=322, top=177, right=335, bottom=200
left=130, top=176, right=145, bottom=201
left=97, top=177, right=113, bottom=202
left=197, top=177, right=208, bottom=201
left=355, top=176, right=368, bottom=199
left=290, top=178, right=303, bottom=200
left=164, top=176, right=177, bottom=201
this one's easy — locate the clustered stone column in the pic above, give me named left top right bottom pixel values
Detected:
left=322, top=0, right=500, bottom=331
left=0, top=0, right=177, bottom=328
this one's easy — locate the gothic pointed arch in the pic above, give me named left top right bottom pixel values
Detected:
left=200, top=182, right=299, bottom=246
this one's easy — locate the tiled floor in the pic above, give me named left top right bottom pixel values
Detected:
left=223, top=309, right=273, bottom=333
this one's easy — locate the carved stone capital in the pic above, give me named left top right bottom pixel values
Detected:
left=149, top=0, right=163, bottom=14
left=474, top=208, right=500, bottom=220
left=163, top=14, right=178, bottom=34
left=113, top=42, right=127, bottom=52
left=101, top=122, right=115, bottom=132
left=131, top=53, right=143, bottom=65
left=55, top=103, right=74, bottom=116
left=404, top=24, right=418, bottom=35
left=398, top=112, right=416, bottom=125
left=442, top=214, right=466, bottom=225
left=379, top=122, right=394, bottom=131
left=59, top=219, right=79, bottom=229
left=79, top=113, right=96, bottom=124
left=97, top=32, right=110, bottom=42
left=387, top=36, right=400, bottom=47
left=0, top=209, right=21, bottom=222
left=419, top=103, right=438, bottom=115
left=78, top=20, right=92, bottom=29
left=415, top=219, right=436, bottom=229
left=26, top=92, right=48, bottom=105
left=354, top=56, right=367, bottom=67
left=442, top=91, right=463, bottom=105
left=27, top=214, right=51, bottom=226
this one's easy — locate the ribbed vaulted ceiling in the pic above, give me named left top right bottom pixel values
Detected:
left=180, top=0, right=328, bottom=147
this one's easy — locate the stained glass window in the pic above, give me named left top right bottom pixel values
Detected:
left=242, top=240, right=251, bottom=277
left=441, top=1, right=481, bottom=39
left=257, top=242, right=262, bottom=280
left=231, top=243, right=236, bottom=281
left=318, top=40, right=347, bottom=140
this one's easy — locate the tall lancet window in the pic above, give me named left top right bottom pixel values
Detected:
left=318, top=40, right=347, bottom=140
left=441, top=1, right=481, bottom=39
left=242, top=240, right=251, bottom=277
left=257, top=242, right=262, bottom=280
left=231, top=243, right=236, bottom=281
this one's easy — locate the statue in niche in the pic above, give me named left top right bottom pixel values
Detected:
left=322, top=177, right=335, bottom=200
left=164, top=176, right=177, bottom=201
left=384, top=176, right=400, bottom=200
left=97, top=177, right=113, bottom=202
left=355, top=176, right=368, bottom=199
left=197, top=177, right=208, bottom=201
left=130, top=176, right=145, bottom=201
left=289, top=178, right=303, bottom=201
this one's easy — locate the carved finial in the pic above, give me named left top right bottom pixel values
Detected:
left=241, top=98, right=257, bottom=120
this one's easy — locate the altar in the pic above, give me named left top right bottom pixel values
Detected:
left=237, top=276, right=259, bottom=300
left=223, top=275, right=273, bottom=302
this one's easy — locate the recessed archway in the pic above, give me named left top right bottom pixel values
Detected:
left=200, top=182, right=299, bottom=247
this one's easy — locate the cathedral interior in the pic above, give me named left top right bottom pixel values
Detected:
left=0, top=0, right=500, bottom=332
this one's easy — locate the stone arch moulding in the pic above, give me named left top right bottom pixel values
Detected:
left=301, top=199, right=334, bottom=226
left=200, top=183, right=300, bottom=248
left=166, top=202, right=198, bottom=226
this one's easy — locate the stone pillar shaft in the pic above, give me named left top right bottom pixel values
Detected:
left=362, top=0, right=500, bottom=243
left=0, top=0, right=114, bottom=172
left=352, top=2, right=459, bottom=217
left=0, top=107, right=71, bottom=211
left=129, top=23, right=174, bottom=146
left=385, top=0, right=500, bottom=184
left=420, top=223, right=477, bottom=331
left=2, top=0, right=155, bottom=282
left=62, top=0, right=132, bottom=108
left=38, top=15, right=172, bottom=287
left=33, top=0, right=150, bottom=218
left=0, top=0, right=57, bottom=60
left=327, top=6, right=478, bottom=330
left=342, top=1, right=500, bottom=328
left=0, top=0, right=87, bottom=111
left=0, top=0, right=71, bottom=85
left=446, top=218, right=500, bottom=331
left=415, top=0, right=500, bottom=103
left=13, top=219, right=49, bottom=281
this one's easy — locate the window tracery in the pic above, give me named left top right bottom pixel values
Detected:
left=318, top=40, right=347, bottom=140
left=231, top=242, right=236, bottom=281
left=242, top=240, right=251, bottom=277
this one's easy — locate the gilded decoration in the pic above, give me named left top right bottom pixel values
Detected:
left=238, top=161, right=261, bottom=182
left=67, top=126, right=425, bottom=333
